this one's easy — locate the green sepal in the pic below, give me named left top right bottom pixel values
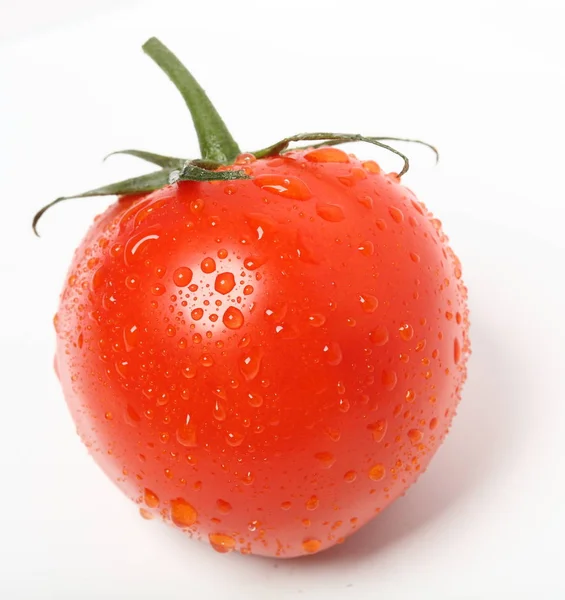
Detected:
left=33, top=169, right=172, bottom=236
left=252, top=133, right=439, bottom=177
left=174, top=162, right=250, bottom=183
left=104, top=149, right=186, bottom=169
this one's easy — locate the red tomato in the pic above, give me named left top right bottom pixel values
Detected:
left=53, top=146, right=469, bottom=557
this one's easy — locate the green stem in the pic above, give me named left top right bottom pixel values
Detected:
left=142, top=37, right=240, bottom=164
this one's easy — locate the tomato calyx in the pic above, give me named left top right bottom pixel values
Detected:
left=252, top=132, right=438, bottom=177
left=32, top=36, right=438, bottom=236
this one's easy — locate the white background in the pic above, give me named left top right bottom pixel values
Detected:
left=1, top=0, right=564, bottom=598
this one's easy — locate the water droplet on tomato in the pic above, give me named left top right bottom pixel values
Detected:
left=408, top=429, right=424, bottom=445
left=254, top=174, right=312, bottom=200
left=454, top=337, right=461, bottom=364
left=302, top=538, right=322, bottom=553
left=90, top=267, right=106, bottom=291
left=323, top=342, right=342, bottom=366
left=358, top=194, right=373, bottom=209
left=415, top=339, right=426, bottom=352
left=215, top=272, right=235, bottom=294
left=358, top=241, right=374, bottom=256
left=226, top=431, right=245, bottom=447
left=243, top=255, right=267, bottom=271
left=239, top=347, right=263, bottom=381
left=209, top=533, right=236, bottom=553
left=409, top=251, right=420, bottom=263
left=389, top=206, right=404, bottom=223
left=325, top=427, right=341, bottom=442
left=344, top=470, right=357, bottom=482
left=110, top=243, right=123, bottom=259
left=247, top=392, right=264, bottom=407
left=213, top=399, right=227, bottom=421
left=124, top=231, right=160, bottom=265
left=369, top=325, right=389, bottom=346
left=305, top=147, right=350, bottom=163
left=308, top=313, right=326, bottom=327
left=375, top=218, right=387, bottom=232
left=223, top=306, right=244, bottom=330
left=181, top=361, right=197, bottom=379
left=104, top=411, right=113, bottom=421
left=144, top=488, right=160, bottom=508
left=201, top=257, right=216, bottom=274
left=190, top=198, right=204, bottom=214
left=176, top=421, right=197, bottom=447
left=337, top=174, right=356, bottom=187
left=359, top=293, right=378, bottom=313
left=171, top=498, right=198, bottom=527
left=306, top=496, right=320, bottom=510
left=399, top=323, right=414, bottom=341
left=411, top=198, right=425, bottom=215
left=173, top=267, right=193, bottom=287
left=114, top=358, right=130, bottom=378
left=235, top=152, right=256, bottom=165
left=124, top=273, right=139, bottom=290
left=429, top=417, right=438, bottom=430
left=382, top=369, right=398, bottom=391
left=362, top=160, right=381, bottom=174
left=241, top=471, right=255, bottom=486
left=139, top=508, right=153, bottom=520
left=191, top=308, right=204, bottom=321
left=367, top=419, right=387, bottom=442
left=212, top=386, right=227, bottom=400
left=216, top=499, right=232, bottom=514
left=193, top=350, right=212, bottom=368
left=316, top=203, right=345, bottom=222
left=315, top=451, right=336, bottom=469
left=151, top=283, right=166, bottom=296
left=247, top=520, right=260, bottom=532
left=369, top=464, right=386, bottom=481
left=238, top=335, right=251, bottom=349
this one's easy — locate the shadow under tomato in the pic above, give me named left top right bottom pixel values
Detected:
left=291, top=314, right=530, bottom=566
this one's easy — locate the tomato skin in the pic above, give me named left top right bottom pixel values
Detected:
left=54, top=149, right=469, bottom=557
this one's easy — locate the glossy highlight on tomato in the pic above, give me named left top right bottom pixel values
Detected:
left=46, top=37, right=470, bottom=559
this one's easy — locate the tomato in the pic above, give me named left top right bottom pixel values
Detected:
left=45, top=37, right=469, bottom=558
